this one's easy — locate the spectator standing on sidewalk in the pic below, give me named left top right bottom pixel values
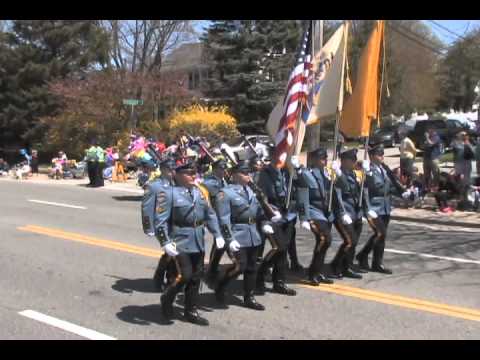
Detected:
left=85, top=140, right=98, bottom=186
left=399, top=131, right=416, bottom=186
left=30, top=150, right=39, bottom=176
left=451, top=131, right=475, bottom=210
left=0, top=158, right=10, bottom=176
left=475, top=120, right=480, bottom=175
left=422, top=127, right=442, bottom=191
left=95, top=144, right=106, bottom=187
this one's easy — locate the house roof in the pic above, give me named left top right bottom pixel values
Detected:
left=161, top=42, right=206, bottom=72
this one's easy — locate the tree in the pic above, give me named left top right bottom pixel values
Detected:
left=202, top=20, right=303, bottom=132
left=40, top=69, right=190, bottom=159
left=166, top=104, right=240, bottom=144
left=437, top=28, right=480, bottom=112
left=348, top=20, right=443, bottom=118
left=0, top=20, right=110, bottom=147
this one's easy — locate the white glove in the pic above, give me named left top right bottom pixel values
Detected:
left=215, top=236, right=225, bottom=249
left=402, top=190, right=411, bottom=199
left=229, top=240, right=241, bottom=252
left=271, top=211, right=282, bottom=222
left=262, top=224, right=274, bottom=234
left=163, top=243, right=179, bottom=257
left=290, top=155, right=301, bottom=169
left=301, top=221, right=311, bottom=231
left=342, top=214, right=353, bottom=225
left=147, top=232, right=155, bottom=237
left=331, top=160, right=342, bottom=176
left=362, top=160, right=371, bottom=172
left=367, top=210, right=378, bottom=219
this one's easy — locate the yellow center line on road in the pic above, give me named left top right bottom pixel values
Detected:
left=299, top=283, right=480, bottom=322
left=18, top=225, right=162, bottom=259
left=17, top=224, right=480, bottom=323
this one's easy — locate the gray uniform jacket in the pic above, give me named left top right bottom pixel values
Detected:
left=258, top=165, right=297, bottom=222
left=214, top=184, right=266, bottom=248
left=365, top=163, right=403, bottom=216
left=296, top=167, right=341, bottom=223
left=334, top=169, right=371, bottom=221
left=153, top=185, right=222, bottom=253
left=141, top=176, right=173, bottom=235
left=202, top=174, right=227, bottom=205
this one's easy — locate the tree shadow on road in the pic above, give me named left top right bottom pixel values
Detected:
left=111, top=277, right=160, bottom=294
left=112, top=195, right=142, bottom=201
left=116, top=303, right=179, bottom=326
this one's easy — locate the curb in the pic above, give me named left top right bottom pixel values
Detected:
left=391, top=215, right=480, bottom=229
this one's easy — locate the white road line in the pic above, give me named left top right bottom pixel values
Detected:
left=18, top=310, right=116, bottom=340
left=28, top=199, right=87, bottom=210
left=385, top=249, right=480, bottom=265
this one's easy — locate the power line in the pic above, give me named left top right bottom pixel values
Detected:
left=391, top=21, right=448, bottom=52
left=428, top=20, right=468, bottom=41
left=386, top=22, right=446, bottom=56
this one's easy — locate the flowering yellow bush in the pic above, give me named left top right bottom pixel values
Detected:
left=167, top=104, right=240, bottom=143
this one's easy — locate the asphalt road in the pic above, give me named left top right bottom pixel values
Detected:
left=1, top=179, right=479, bottom=339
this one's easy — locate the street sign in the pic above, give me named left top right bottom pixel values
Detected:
left=123, top=99, right=143, bottom=106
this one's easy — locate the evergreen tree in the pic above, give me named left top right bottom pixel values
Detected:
left=202, top=20, right=303, bottom=132
left=0, top=20, right=109, bottom=147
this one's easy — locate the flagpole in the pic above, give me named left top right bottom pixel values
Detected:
left=359, top=21, right=385, bottom=204
left=327, top=21, right=348, bottom=212
left=286, top=20, right=312, bottom=210
left=317, top=20, right=324, bottom=144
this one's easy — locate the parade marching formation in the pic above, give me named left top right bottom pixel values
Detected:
left=138, top=20, right=422, bottom=326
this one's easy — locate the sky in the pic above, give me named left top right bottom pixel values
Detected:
left=423, top=20, right=480, bottom=45
left=194, top=20, right=480, bottom=46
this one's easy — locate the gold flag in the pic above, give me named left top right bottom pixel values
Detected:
left=340, top=20, right=385, bottom=137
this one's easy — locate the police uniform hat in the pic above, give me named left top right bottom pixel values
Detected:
left=212, top=159, right=228, bottom=170
left=340, top=148, right=358, bottom=161
left=175, top=160, right=197, bottom=173
left=159, top=158, right=176, bottom=170
left=309, top=147, right=328, bottom=159
left=368, top=143, right=384, bottom=156
left=231, top=159, right=252, bottom=173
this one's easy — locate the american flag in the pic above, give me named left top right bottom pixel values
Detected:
left=273, top=22, right=313, bottom=168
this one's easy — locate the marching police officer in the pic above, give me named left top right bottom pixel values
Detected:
left=141, top=158, right=177, bottom=292
left=296, top=147, right=342, bottom=285
left=255, top=157, right=297, bottom=296
left=154, top=160, right=224, bottom=325
left=356, top=143, right=409, bottom=274
left=203, top=159, right=230, bottom=283
left=214, top=160, right=270, bottom=310
left=330, top=148, right=375, bottom=279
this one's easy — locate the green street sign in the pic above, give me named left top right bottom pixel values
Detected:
left=123, top=99, right=143, bottom=106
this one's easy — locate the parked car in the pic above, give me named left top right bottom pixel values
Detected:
left=228, top=135, right=273, bottom=153
left=408, top=119, right=476, bottom=150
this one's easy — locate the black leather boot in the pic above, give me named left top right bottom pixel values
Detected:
left=318, top=273, right=334, bottom=284
left=184, top=307, right=209, bottom=326
left=342, top=268, right=363, bottom=279
left=356, top=253, right=370, bottom=271
left=272, top=281, right=297, bottom=296
left=160, top=293, right=174, bottom=320
left=371, top=264, right=393, bottom=274
left=244, top=293, right=265, bottom=311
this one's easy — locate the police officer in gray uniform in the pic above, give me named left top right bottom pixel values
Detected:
left=203, top=159, right=230, bottom=282
left=356, top=143, right=407, bottom=274
left=256, top=157, right=297, bottom=296
left=155, top=160, right=225, bottom=325
left=330, top=148, right=375, bottom=279
left=296, top=147, right=342, bottom=285
left=214, top=160, right=270, bottom=310
left=141, top=158, right=176, bottom=291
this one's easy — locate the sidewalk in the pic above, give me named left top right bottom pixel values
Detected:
left=3, top=173, right=480, bottom=228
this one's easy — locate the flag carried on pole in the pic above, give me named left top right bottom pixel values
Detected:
left=340, top=20, right=385, bottom=138
left=268, top=23, right=312, bottom=169
left=270, top=22, right=349, bottom=161
left=306, top=22, right=349, bottom=126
